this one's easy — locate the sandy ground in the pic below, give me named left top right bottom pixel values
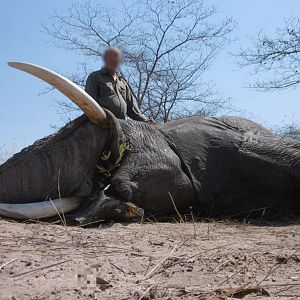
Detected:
left=0, top=219, right=299, bottom=300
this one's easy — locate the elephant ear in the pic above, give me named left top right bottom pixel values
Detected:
left=8, top=62, right=107, bottom=127
left=101, top=109, right=126, bottom=165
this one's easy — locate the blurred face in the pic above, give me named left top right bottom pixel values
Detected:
left=104, top=49, right=122, bottom=73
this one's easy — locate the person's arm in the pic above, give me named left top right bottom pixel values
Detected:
left=85, top=73, right=98, bottom=100
left=126, top=84, right=148, bottom=122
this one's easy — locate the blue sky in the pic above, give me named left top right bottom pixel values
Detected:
left=1, top=0, right=299, bottom=153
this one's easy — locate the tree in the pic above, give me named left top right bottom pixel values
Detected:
left=273, top=120, right=300, bottom=140
left=44, top=0, right=234, bottom=122
left=237, top=17, right=300, bottom=90
left=0, top=144, right=11, bottom=164
left=0, top=144, right=4, bottom=164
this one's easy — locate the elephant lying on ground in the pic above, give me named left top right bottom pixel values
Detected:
left=0, top=62, right=299, bottom=224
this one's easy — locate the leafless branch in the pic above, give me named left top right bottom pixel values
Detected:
left=44, top=0, right=234, bottom=121
left=236, top=17, right=300, bottom=90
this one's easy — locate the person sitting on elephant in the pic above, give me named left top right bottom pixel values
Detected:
left=85, top=47, right=150, bottom=122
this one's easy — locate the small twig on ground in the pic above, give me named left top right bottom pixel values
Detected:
left=257, top=248, right=299, bottom=286
left=190, top=206, right=196, bottom=238
left=158, top=242, right=235, bottom=273
left=141, top=244, right=178, bottom=281
left=207, top=223, right=210, bottom=239
left=168, top=192, right=184, bottom=223
left=11, top=259, right=72, bottom=278
left=219, top=268, right=245, bottom=286
left=138, top=280, right=159, bottom=300
left=78, top=219, right=105, bottom=227
left=274, top=284, right=299, bottom=296
left=33, top=290, right=46, bottom=299
left=186, top=242, right=235, bottom=261
left=143, top=258, right=153, bottom=276
left=0, top=258, right=17, bottom=270
left=109, top=260, right=131, bottom=275
left=251, top=255, right=262, bottom=267
left=212, top=258, right=234, bottom=274
left=49, top=198, right=66, bottom=226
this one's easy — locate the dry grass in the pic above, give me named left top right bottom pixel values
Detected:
left=0, top=218, right=299, bottom=299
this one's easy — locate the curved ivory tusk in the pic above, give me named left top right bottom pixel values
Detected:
left=0, top=197, right=84, bottom=220
left=8, top=62, right=106, bottom=126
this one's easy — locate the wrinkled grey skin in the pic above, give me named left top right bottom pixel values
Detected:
left=0, top=114, right=299, bottom=222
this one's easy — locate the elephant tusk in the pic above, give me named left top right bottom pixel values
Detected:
left=0, top=197, right=84, bottom=220
left=8, top=62, right=106, bottom=127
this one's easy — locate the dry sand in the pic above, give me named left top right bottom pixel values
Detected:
left=0, top=219, right=299, bottom=299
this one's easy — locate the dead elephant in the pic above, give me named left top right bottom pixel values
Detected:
left=0, top=62, right=299, bottom=224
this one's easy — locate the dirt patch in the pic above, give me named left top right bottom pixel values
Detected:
left=0, top=220, right=299, bottom=299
